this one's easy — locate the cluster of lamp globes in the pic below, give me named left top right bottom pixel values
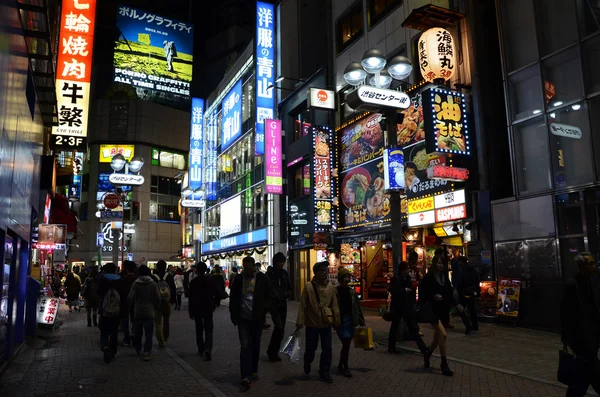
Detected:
left=110, top=153, right=145, bottom=173
left=343, top=49, right=413, bottom=88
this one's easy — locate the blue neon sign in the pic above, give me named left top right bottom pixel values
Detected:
left=189, top=98, right=204, bottom=190
left=205, top=108, right=218, bottom=201
left=221, top=79, right=243, bottom=151
left=201, top=228, right=268, bottom=254
left=255, top=1, right=275, bottom=155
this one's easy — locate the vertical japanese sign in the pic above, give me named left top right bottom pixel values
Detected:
left=313, top=126, right=333, bottom=231
left=221, top=80, right=242, bottom=151
left=205, top=109, right=218, bottom=201
left=255, top=1, right=275, bottom=155
left=189, top=98, right=204, bottom=191
left=265, top=120, right=283, bottom=194
left=52, top=0, right=97, bottom=138
left=423, top=88, right=470, bottom=156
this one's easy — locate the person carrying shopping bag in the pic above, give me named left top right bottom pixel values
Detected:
left=335, top=267, right=365, bottom=378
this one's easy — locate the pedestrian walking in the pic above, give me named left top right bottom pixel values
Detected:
left=229, top=266, right=238, bottom=290
left=296, top=261, right=340, bottom=383
left=266, top=252, right=292, bottom=362
left=419, top=255, right=454, bottom=376
left=81, top=268, right=100, bottom=327
left=229, top=256, right=275, bottom=389
left=120, top=261, right=137, bottom=346
left=174, top=268, right=184, bottom=310
left=184, top=264, right=194, bottom=298
left=387, top=262, right=429, bottom=355
left=189, top=262, right=220, bottom=361
left=127, top=265, right=160, bottom=361
left=152, top=260, right=176, bottom=349
left=64, top=271, right=81, bottom=312
left=96, top=263, right=122, bottom=363
left=453, top=256, right=480, bottom=334
left=335, top=267, right=364, bottom=378
left=561, top=252, right=600, bottom=396
left=211, top=265, right=226, bottom=306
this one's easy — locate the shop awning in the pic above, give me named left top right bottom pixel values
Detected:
left=401, top=4, right=464, bottom=32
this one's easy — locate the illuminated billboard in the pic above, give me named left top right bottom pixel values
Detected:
left=114, top=6, right=193, bottom=105
left=255, top=1, right=275, bottom=155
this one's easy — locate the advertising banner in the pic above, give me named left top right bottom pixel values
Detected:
left=383, top=148, right=404, bottom=191
left=313, top=126, right=333, bottom=230
left=255, top=1, right=275, bottom=155
left=404, top=141, right=449, bottom=199
left=219, top=195, right=241, bottom=238
left=479, top=281, right=497, bottom=317
left=497, top=278, right=521, bottom=317
left=37, top=297, right=59, bottom=326
left=221, top=80, right=242, bottom=151
left=37, top=224, right=67, bottom=250
left=398, top=93, right=425, bottom=148
left=114, top=5, right=193, bottom=104
left=423, top=88, right=471, bottom=156
left=340, top=158, right=390, bottom=229
left=99, top=145, right=135, bottom=162
left=340, top=113, right=384, bottom=173
left=205, top=109, right=218, bottom=201
left=265, top=120, right=283, bottom=194
left=189, top=98, right=204, bottom=191
left=52, top=0, right=97, bottom=138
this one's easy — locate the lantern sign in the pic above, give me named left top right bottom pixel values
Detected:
left=418, top=28, right=456, bottom=83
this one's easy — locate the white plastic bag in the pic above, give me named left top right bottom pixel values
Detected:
left=280, top=329, right=300, bottom=358
left=289, top=337, right=301, bottom=364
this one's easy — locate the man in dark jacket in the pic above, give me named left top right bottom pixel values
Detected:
left=229, top=256, right=275, bottom=389
left=120, top=261, right=137, bottom=345
left=453, top=257, right=480, bottom=333
left=561, top=252, right=600, bottom=397
left=96, top=263, right=122, bottom=363
left=153, top=260, right=176, bottom=349
left=266, top=252, right=292, bottom=361
left=128, top=265, right=160, bottom=360
left=188, top=262, right=219, bottom=361
left=388, top=262, right=428, bottom=355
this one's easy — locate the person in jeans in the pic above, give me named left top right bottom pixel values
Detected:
left=174, top=267, right=184, bottom=310
left=96, top=263, right=122, bottom=363
left=297, top=261, right=340, bottom=383
left=188, top=262, right=219, bottom=361
left=153, top=260, right=176, bottom=349
left=266, top=252, right=292, bottom=362
left=120, top=261, right=137, bottom=345
left=453, top=256, right=480, bottom=334
left=388, top=261, right=428, bottom=355
left=561, top=252, right=600, bottom=397
left=82, top=267, right=100, bottom=327
left=335, top=267, right=364, bottom=377
left=229, top=256, right=275, bottom=390
left=128, top=265, right=160, bottom=361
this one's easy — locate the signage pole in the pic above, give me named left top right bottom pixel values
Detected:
left=121, top=197, right=125, bottom=266
left=387, top=110, right=404, bottom=271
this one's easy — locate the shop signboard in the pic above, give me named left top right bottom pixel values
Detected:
left=404, top=141, right=449, bottom=199
left=308, top=88, right=335, bottom=110
left=383, top=148, right=404, bottom=191
left=549, top=123, right=582, bottom=139
left=205, top=108, right=218, bottom=200
left=52, top=0, right=97, bottom=140
left=38, top=224, right=67, bottom=250
left=114, top=5, right=193, bottom=105
left=265, top=119, right=283, bottom=194
left=109, top=173, right=144, bottom=186
left=497, top=278, right=521, bottom=317
left=313, top=125, right=333, bottom=230
left=51, top=135, right=87, bottom=151
left=399, top=93, right=425, bottom=149
left=221, top=79, right=243, bottom=151
left=407, top=196, right=434, bottom=214
left=340, top=113, right=384, bottom=173
left=255, top=1, right=275, bottom=155
left=340, top=158, right=390, bottom=229
left=435, top=203, right=466, bottom=223
left=346, top=86, right=410, bottom=112
left=189, top=98, right=204, bottom=191
left=418, top=27, right=456, bottom=83
left=219, top=195, right=241, bottom=238
left=434, top=189, right=466, bottom=209
left=422, top=88, right=471, bottom=156
left=407, top=189, right=468, bottom=227
left=407, top=210, right=435, bottom=227
left=37, top=297, right=59, bottom=326
left=479, top=281, right=497, bottom=317
left=99, top=145, right=135, bottom=162
left=202, top=228, right=268, bottom=254
left=427, top=165, right=469, bottom=182
left=288, top=200, right=311, bottom=249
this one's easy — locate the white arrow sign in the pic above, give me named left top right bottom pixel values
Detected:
left=109, top=174, right=145, bottom=186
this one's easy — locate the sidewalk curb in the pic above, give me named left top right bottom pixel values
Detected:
left=165, top=347, right=227, bottom=397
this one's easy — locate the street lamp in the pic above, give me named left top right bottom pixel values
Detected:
left=110, top=153, right=126, bottom=171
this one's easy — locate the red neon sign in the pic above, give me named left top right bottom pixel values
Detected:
left=427, top=165, right=469, bottom=182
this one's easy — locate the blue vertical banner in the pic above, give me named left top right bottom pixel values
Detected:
left=189, top=98, right=204, bottom=192
left=221, top=80, right=243, bottom=151
left=205, top=108, right=218, bottom=201
left=255, top=1, right=275, bottom=155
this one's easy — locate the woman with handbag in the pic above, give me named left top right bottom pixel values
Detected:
left=335, top=267, right=365, bottom=378
left=418, top=254, right=454, bottom=376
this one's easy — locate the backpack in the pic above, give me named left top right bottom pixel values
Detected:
left=102, top=287, right=121, bottom=317
left=155, top=274, right=171, bottom=303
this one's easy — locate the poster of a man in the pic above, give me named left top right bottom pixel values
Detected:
left=163, top=40, right=177, bottom=72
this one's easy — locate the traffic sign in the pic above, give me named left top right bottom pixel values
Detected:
left=103, top=194, right=120, bottom=209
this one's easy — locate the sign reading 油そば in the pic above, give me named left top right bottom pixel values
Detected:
left=423, top=88, right=471, bottom=156
left=255, top=1, right=275, bottom=155
left=52, top=0, right=97, bottom=139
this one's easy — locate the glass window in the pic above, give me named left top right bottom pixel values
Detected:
left=109, top=100, right=128, bottom=138
left=576, top=0, right=600, bottom=38
left=542, top=47, right=584, bottom=109
left=501, top=0, right=538, bottom=72
left=336, top=3, right=363, bottom=53
left=508, top=65, right=543, bottom=121
left=534, top=0, right=577, bottom=56
left=548, top=103, right=595, bottom=188
left=292, top=107, right=311, bottom=142
left=556, top=193, right=583, bottom=235
left=513, top=117, right=552, bottom=194
left=158, top=177, right=170, bottom=195
left=582, top=35, right=600, bottom=96
left=587, top=96, right=600, bottom=179
left=368, top=0, right=402, bottom=28
left=242, top=77, right=254, bottom=124
left=293, top=161, right=311, bottom=199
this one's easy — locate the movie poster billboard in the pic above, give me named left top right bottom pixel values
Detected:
left=114, top=6, right=193, bottom=106
left=497, top=278, right=521, bottom=317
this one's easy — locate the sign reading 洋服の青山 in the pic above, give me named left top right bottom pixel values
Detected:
left=52, top=0, right=97, bottom=139
left=255, top=1, right=275, bottom=155
left=221, top=80, right=243, bottom=151
left=114, top=5, right=193, bottom=106
left=204, top=108, right=218, bottom=201
left=189, top=98, right=204, bottom=193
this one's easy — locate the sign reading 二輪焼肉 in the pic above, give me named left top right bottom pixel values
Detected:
left=52, top=0, right=97, bottom=140
left=497, top=278, right=521, bottom=317
left=255, top=1, right=275, bottom=155
left=423, top=88, right=471, bottom=156
left=113, top=5, right=194, bottom=106
left=427, top=165, right=469, bottom=182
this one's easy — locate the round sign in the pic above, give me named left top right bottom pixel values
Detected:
left=103, top=194, right=120, bottom=209
left=317, top=90, right=329, bottom=102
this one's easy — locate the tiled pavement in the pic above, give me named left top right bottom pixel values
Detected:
left=0, top=299, right=595, bottom=397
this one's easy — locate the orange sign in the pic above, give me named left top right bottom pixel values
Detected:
left=407, top=197, right=434, bottom=214
left=52, top=0, right=97, bottom=138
